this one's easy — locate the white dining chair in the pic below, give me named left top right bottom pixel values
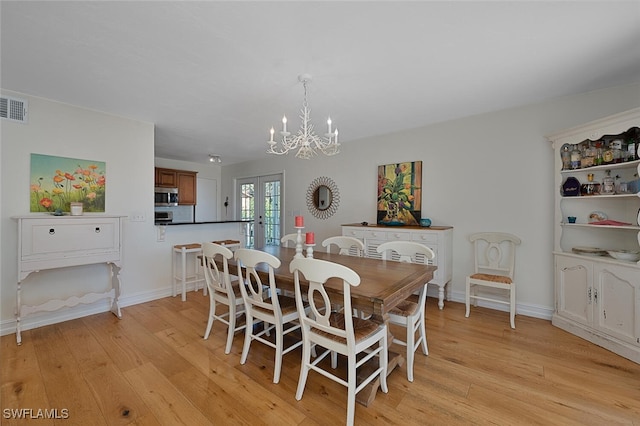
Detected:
left=281, top=233, right=298, bottom=247
left=290, top=257, right=388, bottom=426
left=376, top=240, right=435, bottom=382
left=234, top=248, right=304, bottom=384
left=465, top=232, right=521, bottom=329
left=321, top=236, right=365, bottom=257
left=202, top=242, right=246, bottom=354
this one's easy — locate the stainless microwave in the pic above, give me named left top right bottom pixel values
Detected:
left=155, top=187, right=179, bottom=206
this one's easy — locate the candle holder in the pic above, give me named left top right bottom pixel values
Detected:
left=294, top=226, right=304, bottom=259
left=305, top=243, right=316, bottom=258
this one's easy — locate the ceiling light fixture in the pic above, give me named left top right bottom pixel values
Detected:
left=266, top=74, right=339, bottom=159
left=209, top=154, right=221, bottom=163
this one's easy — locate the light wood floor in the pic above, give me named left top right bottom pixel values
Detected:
left=2, top=294, right=639, bottom=425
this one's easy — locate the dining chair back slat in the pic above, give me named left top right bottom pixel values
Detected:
left=321, top=236, right=365, bottom=257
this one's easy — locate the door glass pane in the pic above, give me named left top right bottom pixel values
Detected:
left=263, top=180, right=281, bottom=246
left=240, top=183, right=255, bottom=248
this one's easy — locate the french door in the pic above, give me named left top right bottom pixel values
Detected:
left=237, top=174, right=283, bottom=249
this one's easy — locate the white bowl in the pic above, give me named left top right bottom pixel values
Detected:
left=607, top=250, right=640, bottom=262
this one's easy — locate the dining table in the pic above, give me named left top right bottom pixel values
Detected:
left=223, top=245, right=436, bottom=407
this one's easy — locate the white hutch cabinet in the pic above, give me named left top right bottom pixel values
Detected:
left=12, top=215, right=124, bottom=344
left=341, top=224, right=453, bottom=309
left=547, top=108, right=640, bottom=363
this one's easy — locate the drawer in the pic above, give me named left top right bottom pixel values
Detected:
left=411, top=233, right=438, bottom=244
left=342, top=227, right=365, bottom=239
left=22, top=218, right=120, bottom=261
left=364, top=230, right=388, bottom=240
left=385, top=230, right=411, bottom=241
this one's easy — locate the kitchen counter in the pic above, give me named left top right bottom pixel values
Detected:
left=155, top=220, right=250, bottom=226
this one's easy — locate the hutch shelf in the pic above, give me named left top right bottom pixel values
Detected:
left=547, top=107, right=640, bottom=363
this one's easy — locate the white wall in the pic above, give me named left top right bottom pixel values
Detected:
left=221, top=82, right=640, bottom=319
left=0, top=92, right=242, bottom=336
left=2, top=83, right=638, bottom=337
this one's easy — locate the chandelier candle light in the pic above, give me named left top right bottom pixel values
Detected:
left=266, top=74, right=340, bottom=159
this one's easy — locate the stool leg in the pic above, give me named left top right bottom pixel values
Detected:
left=172, top=248, right=177, bottom=297
left=181, top=247, right=187, bottom=301
left=200, top=252, right=207, bottom=296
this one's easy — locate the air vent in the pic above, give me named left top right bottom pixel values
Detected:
left=0, top=96, right=28, bottom=123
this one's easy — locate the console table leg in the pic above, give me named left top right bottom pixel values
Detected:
left=16, top=281, right=22, bottom=345
left=109, top=263, right=123, bottom=318
left=438, top=284, right=445, bottom=310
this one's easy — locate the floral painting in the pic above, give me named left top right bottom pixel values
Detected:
left=30, top=153, right=106, bottom=213
left=377, top=161, right=421, bottom=226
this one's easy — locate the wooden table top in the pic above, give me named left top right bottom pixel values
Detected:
left=227, top=246, right=437, bottom=317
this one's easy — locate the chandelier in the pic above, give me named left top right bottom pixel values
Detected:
left=266, top=74, right=339, bottom=159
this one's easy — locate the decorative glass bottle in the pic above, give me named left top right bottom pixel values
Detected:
left=601, top=170, right=615, bottom=194
left=594, top=142, right=604, bottom=165
left=570, top=145, right=581, bottom=170
left=561, top=145, right=571, bottom=170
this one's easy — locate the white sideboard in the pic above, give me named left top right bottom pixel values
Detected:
left=12, top=215, right=125, bottom=344
left=341, top=224, right=453, bottom=309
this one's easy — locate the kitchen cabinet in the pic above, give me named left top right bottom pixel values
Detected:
left=155, top=167, right=197, bottom=205
left=12, top=215, right=124, bottom=345
left=155, top=167, right=177, bottom=187
left=342, top=224, right=452, bottom=309
left=177, top=171, right=197, bottom=205
left=547, top=107, right=640, bottom=363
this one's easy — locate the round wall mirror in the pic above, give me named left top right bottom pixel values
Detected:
left=306, top=176, right=340, bottom=219
left=314, top=185, right=332, bottom=210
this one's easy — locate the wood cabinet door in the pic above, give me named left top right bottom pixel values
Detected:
left=155, top=168, right=177, bottom=187
left=594, top=263, right=640, bottom=346
left=177, top=171, right=197, bottom=205
left=555, top=255, right=592, bottom=326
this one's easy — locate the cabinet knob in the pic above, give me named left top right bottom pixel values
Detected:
left=95, top=227, right=101, bottom=233
left=49, top=228, right=55, bottom=235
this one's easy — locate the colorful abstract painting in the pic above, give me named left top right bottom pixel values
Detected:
left=30, top=153, right=106, bottom=213
left=377, top=161, right=422, bottom=226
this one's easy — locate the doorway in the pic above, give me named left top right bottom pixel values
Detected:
left=237, top=174, right=283, bottom=248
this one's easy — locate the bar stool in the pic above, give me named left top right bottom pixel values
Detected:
left=212, top=239, right=241, bottom=250
left=172, top=243, right=205, bottom=301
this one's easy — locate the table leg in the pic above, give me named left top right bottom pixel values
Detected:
left=355, top=311, right=405, bottom=407
left=438, top=284, right=445, bottom=310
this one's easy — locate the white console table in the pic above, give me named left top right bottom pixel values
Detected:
left=342, top=223, right=453, bottom=309
left=12, top=215, right=124, bottom=344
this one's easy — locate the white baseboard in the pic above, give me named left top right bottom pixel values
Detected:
left=428, top=287, right=554, bottom=321
left=2, top=284, right=553, bottom=339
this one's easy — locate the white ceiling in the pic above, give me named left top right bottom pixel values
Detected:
left=2, top=1, right=640, bottom=165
